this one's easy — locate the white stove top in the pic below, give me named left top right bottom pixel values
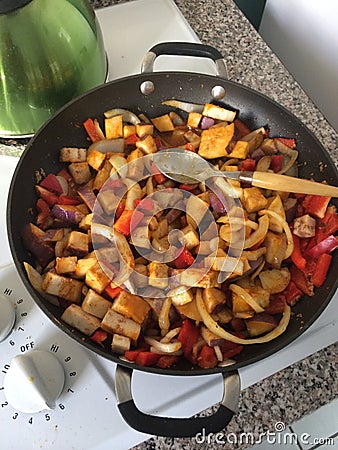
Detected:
left=0, top=1, right=337, bottom=449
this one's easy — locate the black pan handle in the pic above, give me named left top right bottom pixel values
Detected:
left=142, top=42, right=228, bottom=79
left=115, top=364, right=240, bottom=438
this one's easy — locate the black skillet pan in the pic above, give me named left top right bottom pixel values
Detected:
left=7, top=43, right=338, bottom=437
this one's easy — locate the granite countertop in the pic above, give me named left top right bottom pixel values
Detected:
left=1, top=1, right=337, bottom=449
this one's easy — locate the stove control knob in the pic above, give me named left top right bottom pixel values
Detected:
left=0, top=293, right=16, bottom=342
left=3, top=350, right=65, bottom=413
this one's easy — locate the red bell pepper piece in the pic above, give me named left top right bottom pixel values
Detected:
left=179, top=183, right=199, bottom=191
left=125, top=350, right=142, bottom=362
left=105, top=284, right=123, bottom=299
left=57, top=168, right=73, bottom=183
left=311, top=253, right=332, bottom=287
left=125, top=133, right=140, bottom=146
left=57, top=195, right=81, bottom=205
left=302, top=195, right=331, bottom=219
left=234, top=118, right=251, bottom=138
left=270, top=154, right=284, bottom=173
left=290, top=265, right=314, bottom=296
left=265, top=294, right=287, bottom=314
left=178, top=319, right=200, bottom=362
left=151, top=162, right=167, bottom=184
left=276, top=137, right=296, bottom=149
left=174, top=246, right=195, bottom=269
left=83, top=118, right=102, bottom=142
left=90, top=329, right=108, bottom=343
left=185, top=143, right=196, bottom=152
left=156, top=355, right=179, bottom=369
left=135, top=351, right=161, bottom=366
left=115, top=201, right=125, bottom=219
left=113, top=209, right=144, bottom=236
left=36, top=185, right=59, bottom=206
left=239, top=158, right=256, bottom=171
left=40, top=173, right=64, bottom=194
left=283, top=281, right=303, bottom=305
left=220, top=341, right=243, bottom=360
left=291, top=234, right=307, bottom=271
left=134, top=197, right=154, bottom=211
left=197, top=345, right=218, bottom=369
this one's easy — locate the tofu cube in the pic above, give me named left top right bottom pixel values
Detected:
left=85, top=262, right=111, bottom=293
left=198, top=123, right=234, bottom=159
left=181, top=224, right=200, bottom=250
left=68, top=162, right=92, bottom=184
left=227, top=141, right=250, bottom=159
left=202, top=287, right=226, bottom=313
left=61, top=304, right=100, bottom=335
left=202, top=103, right=236, bottom=122
left=105, top=115, right=123, bottom=139
left=123, top=124, right=136, bottom=138
left=60, top=147, right=87, bottom=163
left=111, top=334, right=131, bottom=354
left=148, top=261, right=168, bottom=289
left=42, top=272, right=83, bottom=303
left=82, top=289, right=112, bottom=318
left=101, top=309, right=141, bottom=340
left=169, top=287, right=194, bottom=306
left=136, top=123, right=154, bottom=137
left=55, top=256, right=77, bottom=274
left=66, top=231, right=89, bottom=256
left=112, top=291, right=151, bottom=324
left=136, top=135, right=157, bottom=154
left=242, top=187, right=268, bottom=213
left=74, top=256, right=97, bottom=278
left=187, top=112, right=202, bottom=128
left=87, top=149, right=106, bottom=171
left=151, top=114, right=175, bottom=132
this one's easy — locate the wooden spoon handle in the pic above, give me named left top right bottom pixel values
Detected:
left=250, top=171, right=338, bottom=197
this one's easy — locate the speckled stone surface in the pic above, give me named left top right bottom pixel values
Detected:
left=1, top=1, right=337, bottom=448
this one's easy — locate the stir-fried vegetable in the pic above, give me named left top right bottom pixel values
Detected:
left=21, top=101, right=338, bottom=370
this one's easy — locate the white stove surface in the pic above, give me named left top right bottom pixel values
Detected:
left=0, top=1, right=337, bottom=449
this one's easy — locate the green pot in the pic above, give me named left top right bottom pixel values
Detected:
left=0, top=0, right=107, bottom=137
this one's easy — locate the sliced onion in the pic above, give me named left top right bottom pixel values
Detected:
left=94, top=119, right=105, bottom=140
left=201, top=116, right=215, bottom=129
left=104, top=108, right=141, bottom=124
left=217, top=216, right=258, bottom=231
left=214, top=345, right=224, bottom=362
left=109, top=154, right=128, bottom=178
left=196, top=289, right=291, bottom=345
left=144, top=336, right=182, bottom=353
left=91, top=224, right=134, bottom=285
left=125, top=180, right=142, bottom=210
left=158, top=297, right=172, bottom=337
left=243, top=214, right=269, bottom=249
left=56, top=176, right=69, bottom=195
left=160, top=326, right=182, bottom=344
left=229, top=284, right=265, bottom=313
left=259, top=209, right=294, bottom=258
left=162, top=99, right=204, bottom=113
left=23, top=262, right=60, bottom=306
left=89, top=138, right=125, bottom=154
left=256, top=155, right=271, bottom=172
left=278, top=150, right=298, bottom=175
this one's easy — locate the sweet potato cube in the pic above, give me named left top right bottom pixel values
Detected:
left=198, top=123, right=234, bottom=159
left=242, top=187, right=268, bottom=213
left=85, top=262, right=111, bottom=293
left=66, top=231, right=89, bottom=257
left=101, top=309, right=141, bottom=340
left=61, top=304, right=100, bottom=335
left=112, top=291, right=150, bottom=324
left=55, top=256, right=77, bottom=274
left=42, top=272, right=83, bottom=303
left=82, top=289, right=112, bottom=318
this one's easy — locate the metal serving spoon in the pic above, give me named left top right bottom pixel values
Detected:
left=153, top=148, right=338, bottom=197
